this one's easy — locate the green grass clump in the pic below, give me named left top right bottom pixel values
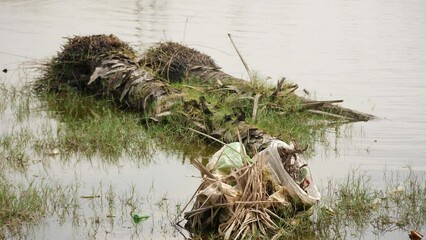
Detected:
left=236, top=169, right=425, bottom=240
left=165, top=78, right=336, bottom=150
left=371, top=170, right=426, bottom=233
left=313, top=169, right=426, bottom=239
left=0, top=178, right=46, bottom=236
left=36, top=89, right=153, bottom=161
left=0, top=130, right=32, bottom=172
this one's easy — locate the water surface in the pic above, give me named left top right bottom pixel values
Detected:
left=1, top=0, right=425, bottom=239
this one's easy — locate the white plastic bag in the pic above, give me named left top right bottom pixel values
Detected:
left=253, top=140, right=321, bottom=206
left=207, top=140, right=320, bottom=206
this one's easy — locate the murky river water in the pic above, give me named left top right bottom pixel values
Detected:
left=1, top=0, right=425, bottom=239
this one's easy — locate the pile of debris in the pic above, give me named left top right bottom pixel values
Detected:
left=182, top=140, right=320, bottom=239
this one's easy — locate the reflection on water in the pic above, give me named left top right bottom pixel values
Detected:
left=1, top=0, right=425, bottom=239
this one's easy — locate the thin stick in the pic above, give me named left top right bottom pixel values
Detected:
left=228, top=33, right=253, bottom=82
left=162, top=30, right=168, bottom=41
left=301, top=99, right=344, bottom=105
left=271, top=78, right=285, bottom=99
left=188, top=127, right=227, bottom=145
left=252, top=93, right=261, bottom=123
left=307, top=109, right=353, bottom=120
left=183, top=16, right=189, bottom=43
left=300, top=100, right=344, bottom=110
left=191, top=158, right=216, bottom=179
left=188, top=127, right=248, bottom=166
left=173, top=182, right=205, bottom=224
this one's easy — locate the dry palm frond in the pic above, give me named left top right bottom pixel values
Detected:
left=57, top=34, right=135, bottom=63
left=38, top=35, right=137, bottom=92
left=184, top=157, right=292, bottom=239
left=141, top=42, right=219, bottom=82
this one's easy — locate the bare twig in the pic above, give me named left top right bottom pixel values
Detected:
left=191, top=158, right=216, bottom=179
left=307, top=109, right=354, bottom=121
left=183, top=16, right=189, bottom=43
left=252, top=93, right=261, bottom=123
left=228, top=33, right=253, bottom=82
left=270, top=77, right=285, bottom=99
left=188, top=127, right=227, bottom=145
left=301, top=99, right=344, bottom=106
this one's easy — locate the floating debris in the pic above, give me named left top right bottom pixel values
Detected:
left=409, top=230, right=423, bottom=240
left=80, top=195, right=100, bottom=199
left=132, top=214, right=149, bottom=224
left=181, top=140, right=320, bottom=239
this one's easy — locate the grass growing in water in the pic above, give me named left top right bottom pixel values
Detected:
left=0, top=84, right=423, bottom=239
left=0, top=175, right=184, bottom=239
left=35, top=75, right=336, bottom=161
left=0, top=177, right=45, bottom=237
left=181, top=168, right=425, bottom=239
left=313, top=169, right=426, bottom=239
left=36, top=89, right=153, bottom=161
left=2, top=167, right=423, bottom=239
left=0, top=129, right=32, bottom=172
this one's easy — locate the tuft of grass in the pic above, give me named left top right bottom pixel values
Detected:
left=1, top=175, right=182, bottom=239
left=314, top=171, right=375, bottom=239
left=35, top=89, right=153, bottom=161
left=0, top=129, right=32, bottom=172
left=228, top=169, right=425, bottom=240
left=0, top=82, right=34, bottom=122
left=371, top=169, right=426, bottom=233
left=313, top=169, right=426, bottom=239
left=0, top=177, right=46, bottom=236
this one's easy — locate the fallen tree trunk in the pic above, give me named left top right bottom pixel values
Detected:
left=38, top=34, right=373, bottom=155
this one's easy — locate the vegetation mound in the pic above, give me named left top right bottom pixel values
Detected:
left=141, top=41, right=219, bottom=82
left=57, top=34, right=135, bottom=63
left=39, top=34, right=136, bottom=92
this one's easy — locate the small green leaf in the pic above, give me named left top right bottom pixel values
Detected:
left=132, top=214, right=149, bottom=224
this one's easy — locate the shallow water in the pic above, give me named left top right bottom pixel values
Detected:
left=1, top=0, right=425, bottom=239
